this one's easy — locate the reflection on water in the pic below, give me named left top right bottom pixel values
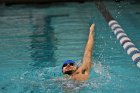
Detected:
left=30, top=15, right=57, bottom=67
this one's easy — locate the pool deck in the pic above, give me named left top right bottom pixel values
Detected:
left=0, top=0, right=125, bottom=4
left=0, top=0, right=92, bottom=4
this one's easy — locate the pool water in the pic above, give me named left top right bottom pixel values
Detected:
left=0, top=1, right=140, bottom=93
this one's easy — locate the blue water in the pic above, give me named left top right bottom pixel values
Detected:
left=0, top=1, right=140, bottom=93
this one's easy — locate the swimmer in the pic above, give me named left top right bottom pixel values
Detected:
left=62, top=24, right=95, bottom=81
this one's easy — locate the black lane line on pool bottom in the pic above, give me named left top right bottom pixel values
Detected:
left=95, top=0, right=114, bottom=23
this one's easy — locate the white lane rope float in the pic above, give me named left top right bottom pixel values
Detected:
left=109, top=20, right=140, bottom=68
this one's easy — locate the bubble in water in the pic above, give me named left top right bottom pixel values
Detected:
left=101, top=36, right=104, bottom=39
left=118, top=11, right=120, bottom=15
left=119, top=5, right=122, bottom=8
left=110, top=35, right=112, bottom=39
left=111, top=47, right=114, bottom=50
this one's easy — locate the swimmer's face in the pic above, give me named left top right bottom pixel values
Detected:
left=62, top=63, right=77, bottom=75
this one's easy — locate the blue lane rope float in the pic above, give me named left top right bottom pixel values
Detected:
left=109, top=20, right=140, bottom=68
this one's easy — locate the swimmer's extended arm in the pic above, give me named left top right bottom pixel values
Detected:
left=81, top=24, right=94, bottom=74
left=70, top=24, right=94, bottom=81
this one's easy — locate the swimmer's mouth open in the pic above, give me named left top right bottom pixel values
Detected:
left=64, top=70, right=74, bottom=75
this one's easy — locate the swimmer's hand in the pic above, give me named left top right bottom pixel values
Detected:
left=90, top=24, right=95, bottom=34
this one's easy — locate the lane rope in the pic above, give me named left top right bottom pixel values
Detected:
left=109, top=20, right=140, bottom=68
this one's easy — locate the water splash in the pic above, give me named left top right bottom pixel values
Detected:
left=55, top=60, right=111, bottom=91
left=8, top=60, right=111, bottom=93
left=89, top=60, right=111, bottom=88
